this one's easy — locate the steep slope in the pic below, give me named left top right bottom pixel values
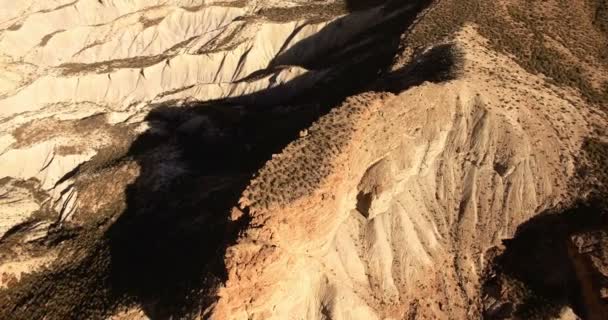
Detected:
left=0, top=0, right=394, bottom=245
left=0, top=0, right=432, bottom=318
left=210, top=27, right=604, bottom=319
left=0, top=0, right=607, bottom=319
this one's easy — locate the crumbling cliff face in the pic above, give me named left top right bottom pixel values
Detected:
left=0, top=0, right=607, bottom=319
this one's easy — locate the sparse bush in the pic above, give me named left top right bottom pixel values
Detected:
left=406, top=0, right=608, bottom=106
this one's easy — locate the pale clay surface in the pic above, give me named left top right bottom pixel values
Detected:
left=0, top=0, right=357, bottom=239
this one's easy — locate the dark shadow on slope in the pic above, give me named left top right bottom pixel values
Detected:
left=345, top=0, right=390, bottom=12
left=482, top=199, right=608, bottom=320
left=0, top=1, right=463, bottom=319
left=104, top=100, right=328, bottom=318
left=271, top=0, right=434, bottom=71
left=373, top=43, right=463, bottom=93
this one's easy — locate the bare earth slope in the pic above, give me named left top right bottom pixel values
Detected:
left=212, top=27, right=605, bottom=319
left=0, top=0, right=607, bottom=319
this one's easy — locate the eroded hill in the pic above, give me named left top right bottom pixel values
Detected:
left=0, top=0, right=606, bottom=319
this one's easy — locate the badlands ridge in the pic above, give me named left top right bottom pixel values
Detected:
left=0, top=0, right=607, bottom=319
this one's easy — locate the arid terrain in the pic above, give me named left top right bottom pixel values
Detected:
left=0, top=0, right=607, bottom=319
